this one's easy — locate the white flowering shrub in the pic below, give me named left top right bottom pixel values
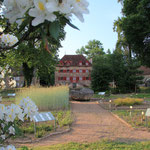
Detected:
left=0, top=0, right=89, bottom=50
left=0, top=97, right=38, bottom=149
left=3, top=0, right=89, bottom=26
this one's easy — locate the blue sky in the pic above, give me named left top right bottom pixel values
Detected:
left=58, top=1, right=122, bottom=58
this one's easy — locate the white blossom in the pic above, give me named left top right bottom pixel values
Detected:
left=19, top=97, right=38, bottom=121
left=1, top=134, right=6, bottom=140
left=8, top=126, right=15, bottom=135
left=29, top=0, right=57, bottom=26
left=1, top=34, right=18, bottom=47
left=6, top=145, right=16, bottom=150
left=0, top=104, right=6, bottom=120
left=3, top=0, right=89, bottom=26
left=3, top=0, right=32, bottom=25
left=71, top=0, right=89, bottom=22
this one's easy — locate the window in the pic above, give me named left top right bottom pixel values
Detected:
left=86, top=77, right=89, bottom=80
left=79, top=69, right=82, bottom=73
left=67, top=69, right=70, bottom=73
left=79, top=77, right=82, bottom=81
left=73, top=69, right=76, bottom=73
left=73, top=77, right=76, bottom=81
left=86, top=70, right=89, bottom=73
left=79, top=62, right=82, bottom=66
left=66, top=77, right=70, bottom=81
left=61, top=77, right=63, bottom=80
left=60, top=70, right=63, bottom=73
left=86, top=62, right=89, bottom=66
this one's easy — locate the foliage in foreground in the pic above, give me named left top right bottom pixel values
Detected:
left=19, top=141, right=150, bottom=150
left=15, top=86, right=69, bottom=111
left=114, top=98, right=143, bottom=106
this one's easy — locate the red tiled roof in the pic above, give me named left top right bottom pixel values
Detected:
left=59, top=55, right=92, bottom=66
left=139, top=66, right=150, bottom=75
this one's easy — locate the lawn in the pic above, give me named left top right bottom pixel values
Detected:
left=93, top=87, right=150, bottom=101
left=19, top=141, right=150, bottom=150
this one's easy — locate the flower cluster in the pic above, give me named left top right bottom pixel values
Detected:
left=0, top=34, right=18, bottom=47
left=0, top=97, right=38, bottom=144
left=3, top=0, right=89, bottom=26
left=19, top=97, right=38, bottom=121
left=0, top=145, right=16, bottom=150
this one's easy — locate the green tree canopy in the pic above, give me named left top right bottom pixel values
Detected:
left=117, top=0, right=150, bottom=67
left=76, top=39, right=105, bottom=59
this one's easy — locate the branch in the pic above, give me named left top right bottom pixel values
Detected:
left=0, top=24, right=35, bottom=52
left=0, top=20, right=11, bottom=36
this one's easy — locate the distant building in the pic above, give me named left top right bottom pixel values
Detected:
left=139, top=66, right=150, bottom=86
left=55, top=55, right=92, bottom=87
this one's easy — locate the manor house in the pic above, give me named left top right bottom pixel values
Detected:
left=55, top=55, right=92, bottom=87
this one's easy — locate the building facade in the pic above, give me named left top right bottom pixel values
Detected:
left=55, top=55, right=92, bottom=87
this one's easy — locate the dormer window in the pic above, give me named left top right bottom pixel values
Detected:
left=79, top=62, right=82, bottom=66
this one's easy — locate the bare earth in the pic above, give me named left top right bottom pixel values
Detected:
left=29, top=101, right=150, bottom=146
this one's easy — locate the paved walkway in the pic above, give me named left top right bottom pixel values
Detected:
left=29, top=101, right=150, bottom=146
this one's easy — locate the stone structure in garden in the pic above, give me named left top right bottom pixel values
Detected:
left=69, top=87, right=94, bottom=100
left=55, top=55, right=92, bottom=87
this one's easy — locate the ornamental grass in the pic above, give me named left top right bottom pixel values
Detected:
left=114, top=97, right=143, bottom=106
left=15, top=85, right=69, bottom=111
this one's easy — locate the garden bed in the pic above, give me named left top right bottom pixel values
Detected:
left=8, top=110, right=73, bottom=144
left=112, top=109, right=150, bottom=130
left=98, top=100, right=150, bottom=110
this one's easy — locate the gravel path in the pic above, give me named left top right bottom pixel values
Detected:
left=28, top=101, right=150, bottom=146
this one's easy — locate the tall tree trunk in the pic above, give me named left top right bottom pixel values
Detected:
left=22, top=63, right=34, bottom=87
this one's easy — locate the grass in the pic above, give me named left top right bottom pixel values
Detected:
left=93, top=93, right=150, bottom=101
left=15, top=86, right=69, bottom=111
left=93, top=87, right=150, bottom=100
left=18, top=141, right=150, bottom=150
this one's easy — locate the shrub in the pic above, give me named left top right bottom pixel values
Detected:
left=114, top=98, right=143, bottom=106
left=15, top=86, right=69, bottom=111
left=53, top=110, right=73, bottom=128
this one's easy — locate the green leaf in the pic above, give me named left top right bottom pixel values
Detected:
left=66, top=20, right=79, bottom=30
left=49, top=21, right=60, bottom=40
left=18, top=17, right=32, bottom=33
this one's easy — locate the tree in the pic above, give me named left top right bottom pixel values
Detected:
left=0, top=1, right=90, bottom=87
left=110, top=50, right=143, bottom=93
left=117, top=0, right=150, bottom=67
left=91, top=55, right=113, bottom=92
left=113, top=17, right=132, bottom=58
left=76, top=39, right=105, bottom=59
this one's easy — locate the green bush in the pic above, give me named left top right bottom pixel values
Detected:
left=114, top=98, right=143, bottom=106
left=53, top=111, right=73, bottom=128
